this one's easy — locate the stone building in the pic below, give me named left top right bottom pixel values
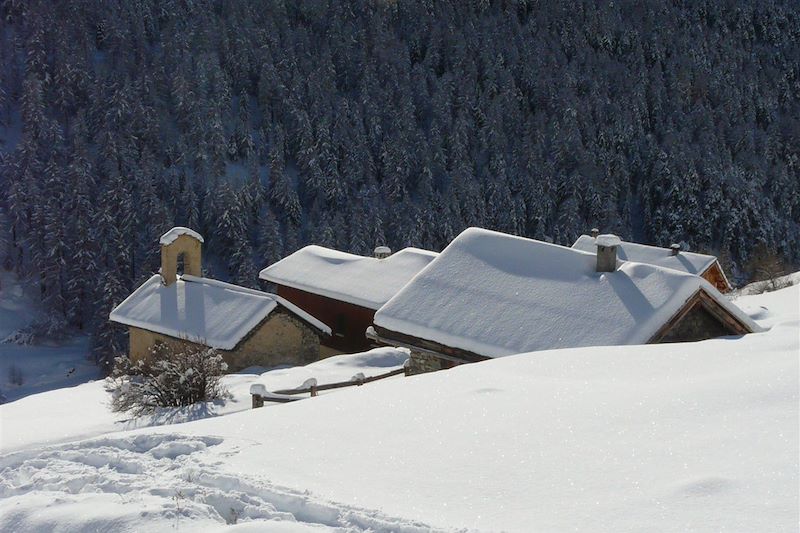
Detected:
left=369, top=228, right=760, bottom=375
left=259, top=244, right=437, bottom=355
left=110, top=227, right=331, bottom=371
left=572, top=231, right=733, bottom=292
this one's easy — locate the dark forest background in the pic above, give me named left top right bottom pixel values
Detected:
left=0, top=0, right=798, bottom=366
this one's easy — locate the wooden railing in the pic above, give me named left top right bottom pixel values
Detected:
left=250, top=366, right=408, bottom=408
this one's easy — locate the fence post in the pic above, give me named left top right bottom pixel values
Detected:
left=250, top=384, right=268, bottom=408
left=252, top=394, right=264, bottom=409
left=310, top=384, right=318, bottom=397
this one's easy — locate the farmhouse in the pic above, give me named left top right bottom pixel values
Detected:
left=369, top=228, right=760, bottom=375
left=572, top=231, right=732, bottom=292
left=110, top=227, right=331, bottom=371
left=259, top=245, right=437, bottom=354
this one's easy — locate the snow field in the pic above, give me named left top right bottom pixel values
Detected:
left=0, top=433, right=435, bottom=532
left=0, top=271, right=99, bottom=402
left=0, top=347, right=409, bottom=454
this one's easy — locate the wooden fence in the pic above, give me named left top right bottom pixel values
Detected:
left=251, top=366, right=408, bottom=408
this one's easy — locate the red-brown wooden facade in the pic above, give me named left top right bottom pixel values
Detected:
left=275, top=285, right=378, bottom=353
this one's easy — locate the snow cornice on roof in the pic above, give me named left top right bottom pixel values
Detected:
left=159, top=227, right=204, bottom=245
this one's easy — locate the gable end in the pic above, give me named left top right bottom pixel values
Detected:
left=700, top=261, right=732, bottom=293
left=649, top=289, right=752, bottom=344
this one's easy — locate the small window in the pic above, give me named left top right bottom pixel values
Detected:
left=176, top=252, right=186, bottom=276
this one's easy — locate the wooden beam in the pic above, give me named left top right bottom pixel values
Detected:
left=368, top=325, right=489, bottom=364
left=648, top=290, right=703, bottom=344
left=271, top=367, right=407, bottom=396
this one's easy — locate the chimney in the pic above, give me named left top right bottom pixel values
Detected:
left=595, top=234, right=621, bottom=273
left=591, top=228, right=600, bottom=238
left=374, top=246, right=392, bottom=260
left=159, top=227, right=204, bottom=286
left=670, top=243, right=681, bottom=256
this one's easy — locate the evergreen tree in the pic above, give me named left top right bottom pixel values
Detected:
left=0, top=0, right=797, bottom=365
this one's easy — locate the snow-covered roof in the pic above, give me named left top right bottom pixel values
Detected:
left=159, top=227, right=204, bottom=246
left=374, top=228, right=759, bottom=358
left=110, top=275, right=330, bottom=350
left=259, top=245, right=439, bottom=310
left=572, top=234, right=718, bottom=277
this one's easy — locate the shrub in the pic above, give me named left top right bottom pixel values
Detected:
left=108, top=342, right=230, bottom=416
left=746, top=245, right=791, bottom=293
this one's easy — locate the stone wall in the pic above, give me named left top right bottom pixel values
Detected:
left=229, top=309, right=321, bottom=370
left=128, top=309, right=323, bottom=372
left=161, top=233, right=202, bottom=286
left=407, top=350, right=446, bottom=375
left=659, top=303, right=734, bottom=343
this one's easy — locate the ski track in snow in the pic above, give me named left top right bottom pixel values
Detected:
left=0, top=433, right=439, bottom=532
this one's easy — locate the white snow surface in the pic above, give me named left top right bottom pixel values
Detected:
left=259, top=245, right=438, bottom=310
left=0, top=271, right=100, bottom=402
left=572, top=234, right=719, bottom=277
left=159, top=226, right=204, bottom=245
left=0, top=284, right=796, bottom=531
left=732, top=275, right=800, bottom=328
left=0, top=347, right=409, bottom=454
left=109, top=275, right=330, bottom=350
left=375, top=228, right=759, bottom=358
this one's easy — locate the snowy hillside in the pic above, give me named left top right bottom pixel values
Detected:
left=0, top=282, right=797, bottom=531
left=0, top=347, right=409, bottom=454
left=0, top=271, right=98, bottom=403
left=3, top=1, right=799, bottom=372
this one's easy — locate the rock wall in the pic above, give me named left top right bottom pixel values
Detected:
left=659, top=304, right=734, bottom=343
left=128, top=309, right=322, bottom=372
left=407, top=350, right=446, bottom=375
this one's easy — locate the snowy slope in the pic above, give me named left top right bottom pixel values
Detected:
left=732, top=277, right=800, bottom=328
left=0, top=347, right=408, bottom=454
left=0, top=283, right=797, bottom=531
left=0, top=271, right=99, bottom=402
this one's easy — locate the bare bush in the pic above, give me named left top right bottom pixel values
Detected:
left=747, top=245, right=792, bottom=293
left=107, top=342, right=230, bottom=416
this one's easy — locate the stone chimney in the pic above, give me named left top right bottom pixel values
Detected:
left=374, top=246, right=392, bottom=260
left=670, top=243, right=681, bottom=256
left=159, top=227, right=204, bottom=286
left=595, top=234, right=621, bottom=273
left=591, top=228, right=600, bottom=238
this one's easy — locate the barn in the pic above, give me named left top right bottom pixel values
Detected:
left=259, top=245, right=437, bottom=354
left=369, top=228, right=760, bottom=374
left=110, top=228, right=331, bottom=371
left=572, top=232, right=732, bottom=292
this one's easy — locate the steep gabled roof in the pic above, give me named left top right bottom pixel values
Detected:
left=374, top=228, right=758, bottom=359
left=110, top=275, right=330, bottom=350
left=259, top=246, right=438, bottom=310
left=572, top=235, right=719, bottom=277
